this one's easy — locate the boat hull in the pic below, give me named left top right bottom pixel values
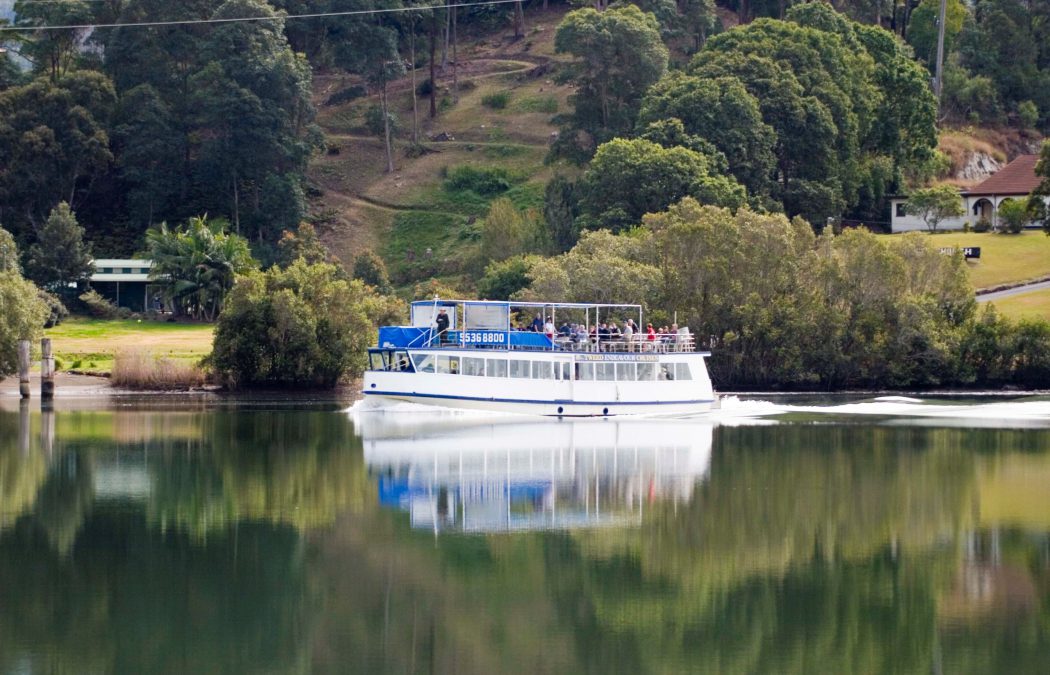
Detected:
left=361, top=390, right=715, bottom=416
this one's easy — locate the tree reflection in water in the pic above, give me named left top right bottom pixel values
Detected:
left=0, top=406, right=1046, bottom=674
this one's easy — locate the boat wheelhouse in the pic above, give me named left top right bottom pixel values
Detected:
left=363, top=299, right=716, bottom=417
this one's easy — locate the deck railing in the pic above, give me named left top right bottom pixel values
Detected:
left=428, top=332, right=699, bottom=353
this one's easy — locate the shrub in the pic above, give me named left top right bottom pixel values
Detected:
left=210, top=259, right=405, bottom=387
left=0, top=271, right=50, bottom=377
left=38, top=289, right=68, bottom=327
left=416, top=78, right=434, bottom=96
left=325, top=84, right=367, bottom=106
left=111, top=348, right=205, bottom=389
left=515, top=95, right=558, bottom=113
left=79, top=289, right=120, bottom=319
left=1018, top=100, right=1039, bottom=129
left=352, top=250, right=392, bottom=292
left=444, top=165, right=512, bottom=196
left=481, top=91, right=510, bottom=109
left=997, top=199, right=1030, bottom=234
left=973, top=217, right=992, bottom=233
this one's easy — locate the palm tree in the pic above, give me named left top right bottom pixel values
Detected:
left=146, top=216, right=255, bottom=320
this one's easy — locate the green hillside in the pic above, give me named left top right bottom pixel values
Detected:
left=307, top=7, right=575, bottom=290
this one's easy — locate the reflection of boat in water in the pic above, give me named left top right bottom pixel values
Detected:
left=357, top=415, right=713, bottom=534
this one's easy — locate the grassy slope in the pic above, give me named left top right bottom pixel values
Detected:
left=985, top=288, right=1050, bottom=320
left=907, top=231, right=1050, bottom=290
left=45, top=317, right=214, bottom=374
left=307, top=7, right=575, bottom=291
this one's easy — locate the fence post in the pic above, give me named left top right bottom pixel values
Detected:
left=41, top=338, right=54, bottom=400
left=18, top=340, right=31, bottom=399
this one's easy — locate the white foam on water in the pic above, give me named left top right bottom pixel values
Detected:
left=348, top=392, right=1050, bottom=428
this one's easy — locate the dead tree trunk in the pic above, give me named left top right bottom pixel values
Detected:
left=410, top=19, right=419, bottom=143
left=430, top=11, right=438, bottom=118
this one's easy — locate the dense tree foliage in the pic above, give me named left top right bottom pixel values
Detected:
left=577, top=138, right=746, bottom=232
left=0, top=72, right=115, bottom=234
left=23, top=202, right=93, bottom=293
left=145, top=216, right=256, bottom=321
left=0, top=228, right=49, bottom=377
left=950, top=0, right=1050, bottom=127
left=676, top=3, right=937, bottom=225
left=904, top=184, right=965, bottom=232
left=552, top=5, right=668, bottom=160
left=211, top=259, right=403, bottom=387
left=4, top=0, right=321, bottom=251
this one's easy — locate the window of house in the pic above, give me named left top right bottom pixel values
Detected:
left=895, top=203, right=906, bottom=218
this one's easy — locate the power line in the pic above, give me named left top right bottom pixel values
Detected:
left=0, top=0, right=521, bottom=32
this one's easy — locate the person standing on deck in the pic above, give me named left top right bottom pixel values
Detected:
left=435, top=308, right=450, bottom=345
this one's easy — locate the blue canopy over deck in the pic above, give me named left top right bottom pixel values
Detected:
left=372, top=298, right=651, bottom=352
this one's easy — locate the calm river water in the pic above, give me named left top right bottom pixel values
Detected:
left=1, top=395, right=1048, bottom=674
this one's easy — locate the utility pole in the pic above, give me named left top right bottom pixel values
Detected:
left=933, top=0, right=948, bottom=109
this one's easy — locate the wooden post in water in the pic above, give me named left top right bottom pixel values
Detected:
left=41, top=338, right=54, bottom=400
left=17, top=340, right=31, bottom=399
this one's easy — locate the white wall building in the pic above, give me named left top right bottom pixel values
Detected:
left=890, top=154, right=1048, bottom=232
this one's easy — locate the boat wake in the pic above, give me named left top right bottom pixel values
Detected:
left=348, top=394, right=1050, bottom=428
left=705, top=394, right=1050, bottom=428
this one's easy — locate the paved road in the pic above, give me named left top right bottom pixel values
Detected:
left=977, top=280, right=1050, bottom=301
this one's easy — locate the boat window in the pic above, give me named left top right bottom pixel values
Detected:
left=509, top=359, right=530, bottom=378
left=488, top=358, right=508, bottom=378
left=412, top=354, right=435, bottom=373
left=436, top=356, right=459, bottom=374
left=463, top=357, right=485, bottom=376
left=393, top=351, right=413, bottom=372
left=555, top=362, right=572, bottom=381
left=675, top=363, right=692, bottom=381
left=637, top=363, right=656, bottom=381
left=532, top=361, right=554, bottom=379
left=659, top=364, right=674, bottom=380
left=369, top=352, right=386, bottom=371
left=577, top=363, right=594, bottom=381
left=596, top=363, right=615, bottom=381
left=616, top=363, right=636, bottom=381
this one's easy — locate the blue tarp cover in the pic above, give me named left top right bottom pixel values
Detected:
left=378, top=326, right=430, bottom=349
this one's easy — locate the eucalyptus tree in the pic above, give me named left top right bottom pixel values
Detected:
left=111, top=84, right=181, bottom=227
left=100, top=0, right=320, bottom=240
left=577, top=138, right=746, bottom=233
left=0, top=71, right=115, bottom=234
left=329, top=0, right=406, bottom=172
left=638, top=72, right=777, bottom=204
left=552, top=5, right=668, bottom=161
left=12, top=0, right=94, bottom=81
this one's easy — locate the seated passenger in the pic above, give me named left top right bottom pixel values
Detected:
left=544, top=317, right=556, bottom=339
left=531, top=314, right=544, bottom=332
left=559, top=321, right=571, bottom=337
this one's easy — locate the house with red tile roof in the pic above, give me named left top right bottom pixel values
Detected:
left=890, top=154, right=1047, bottom=232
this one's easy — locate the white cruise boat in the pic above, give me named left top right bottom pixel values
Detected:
left=362, top=299, right=716, bottom=416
